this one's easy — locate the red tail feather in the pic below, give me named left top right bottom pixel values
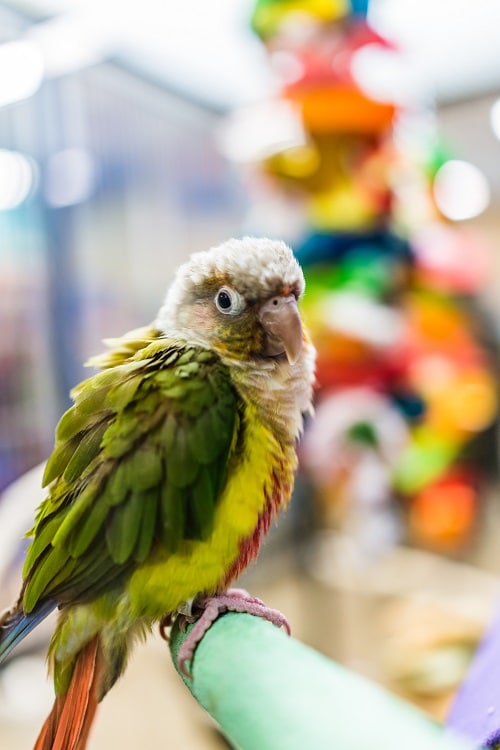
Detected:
left=34, top=637, right=103, bottom=750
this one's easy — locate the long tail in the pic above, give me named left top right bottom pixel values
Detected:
left=0, top=600, right=57, bottom=663
left=35, top=636, right=103, bottom=750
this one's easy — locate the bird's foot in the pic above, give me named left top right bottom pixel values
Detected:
left=174, top=588, right=291, bottom=677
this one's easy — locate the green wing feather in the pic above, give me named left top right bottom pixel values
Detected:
left=22, top=329, right=241, bottom=613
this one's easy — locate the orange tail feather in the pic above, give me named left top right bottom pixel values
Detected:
left=34, top=637, right=103, bottom=750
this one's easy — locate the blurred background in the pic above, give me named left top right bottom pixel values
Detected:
left=1, top=0, right=500, bottom=747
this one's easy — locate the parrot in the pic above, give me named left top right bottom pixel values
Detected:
left=0, top=236, right=316, bottom=750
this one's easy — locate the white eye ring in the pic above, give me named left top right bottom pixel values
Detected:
left=214, top=286, right=245, bottom=315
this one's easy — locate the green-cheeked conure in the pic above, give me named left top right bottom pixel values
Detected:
left=0, top=236, right=316, bottom=750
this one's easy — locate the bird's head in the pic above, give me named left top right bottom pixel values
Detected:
left=156, top=237, right=307, bottom=366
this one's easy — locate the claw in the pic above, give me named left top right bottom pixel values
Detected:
left=159, top=613, right=173, bottom=642
left=177, top=615, right=193, bottom=634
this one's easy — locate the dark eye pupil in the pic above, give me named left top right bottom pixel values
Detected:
left=217, top=291, right=232, bottom=310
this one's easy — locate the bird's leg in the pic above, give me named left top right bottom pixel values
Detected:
left=174, top=588, right=291, bottom=677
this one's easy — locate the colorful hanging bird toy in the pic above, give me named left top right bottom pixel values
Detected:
left=244, top=0, right=498, bottom=554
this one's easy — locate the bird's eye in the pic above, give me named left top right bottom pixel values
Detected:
left=215, top=286, right=244, bottom=315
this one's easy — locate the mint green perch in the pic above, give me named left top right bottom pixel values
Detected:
left=169, top=612, right=476, bottom=750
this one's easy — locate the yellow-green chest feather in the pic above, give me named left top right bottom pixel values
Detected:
left=127, top=400, right=296, bottom=617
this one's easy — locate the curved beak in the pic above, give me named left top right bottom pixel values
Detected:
left=259, top=294, right=303, bottom=365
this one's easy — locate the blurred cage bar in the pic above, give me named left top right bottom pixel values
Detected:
left=0, top=3, right=246, bottom=494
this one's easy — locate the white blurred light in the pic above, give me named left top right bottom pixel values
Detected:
left=0, top=40, right=44, bottom=108
left=351, top=44, right=427, bottom=106
left=26, top=15, right=119, bottom=77
left=433, top=160, right=490, bottom=221
left=44, top=148, right=97, bottom=207
left=489, top=98, right=500, bottom=140
left=370, top=0, right=500, bottom=103
left=0, top=150, right=37, bottom=210
left=217, top=100, right=306, bottom=162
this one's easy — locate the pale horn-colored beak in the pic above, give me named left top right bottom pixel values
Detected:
left=259, top=294, right=303, bottom=365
